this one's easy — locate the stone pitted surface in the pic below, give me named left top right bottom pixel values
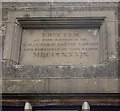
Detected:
left=2, top=2, right=118, bottom=11
left=2, top=78, right=118, bottom=93
left=2, top=59, right=118, bottom=79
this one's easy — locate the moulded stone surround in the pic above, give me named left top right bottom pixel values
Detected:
left=3, top=8, right=117, bottom=65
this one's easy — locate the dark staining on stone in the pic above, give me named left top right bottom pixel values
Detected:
left=2, top=59, right=118, bottom=79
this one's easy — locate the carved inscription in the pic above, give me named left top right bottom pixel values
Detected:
left=20, top=29, right=100, bottom=65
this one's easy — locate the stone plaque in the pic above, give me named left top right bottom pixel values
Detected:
left=20, top=29, right=100, bottom=65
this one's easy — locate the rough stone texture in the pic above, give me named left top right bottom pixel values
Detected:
left=1, top=2, right=119, bottom=93
left=2, top=59, right=118, bottom=79
left=2, top=78, right=118, bottom=93
left=117, top=2, right=119, bottom=83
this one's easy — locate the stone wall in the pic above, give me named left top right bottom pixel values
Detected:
left=2, top=2, right=119, bottom=93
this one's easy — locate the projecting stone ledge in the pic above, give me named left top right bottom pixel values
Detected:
left=2, top=59, right=118, bottom=79
left=2, top=93, right=120, bottom=107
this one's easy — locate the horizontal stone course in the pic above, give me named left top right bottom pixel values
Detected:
left=2, top=59, right=118, bottom=79
left=2, top=78, right=118, bottom=93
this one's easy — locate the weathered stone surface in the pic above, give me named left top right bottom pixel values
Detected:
left=1, top=2, right=119, bottom=93
left=2, top=78, right=118, bottom=93
left=2, top=59, right=118, bottom=79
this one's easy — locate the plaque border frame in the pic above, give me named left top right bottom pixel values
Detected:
left=3, top=17, right=109, bottom=65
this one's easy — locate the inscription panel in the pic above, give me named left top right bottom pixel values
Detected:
left=20, top=29, right=100, bottom=65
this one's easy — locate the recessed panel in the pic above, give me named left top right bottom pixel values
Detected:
left=20, top=29, right=100, bottom=65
